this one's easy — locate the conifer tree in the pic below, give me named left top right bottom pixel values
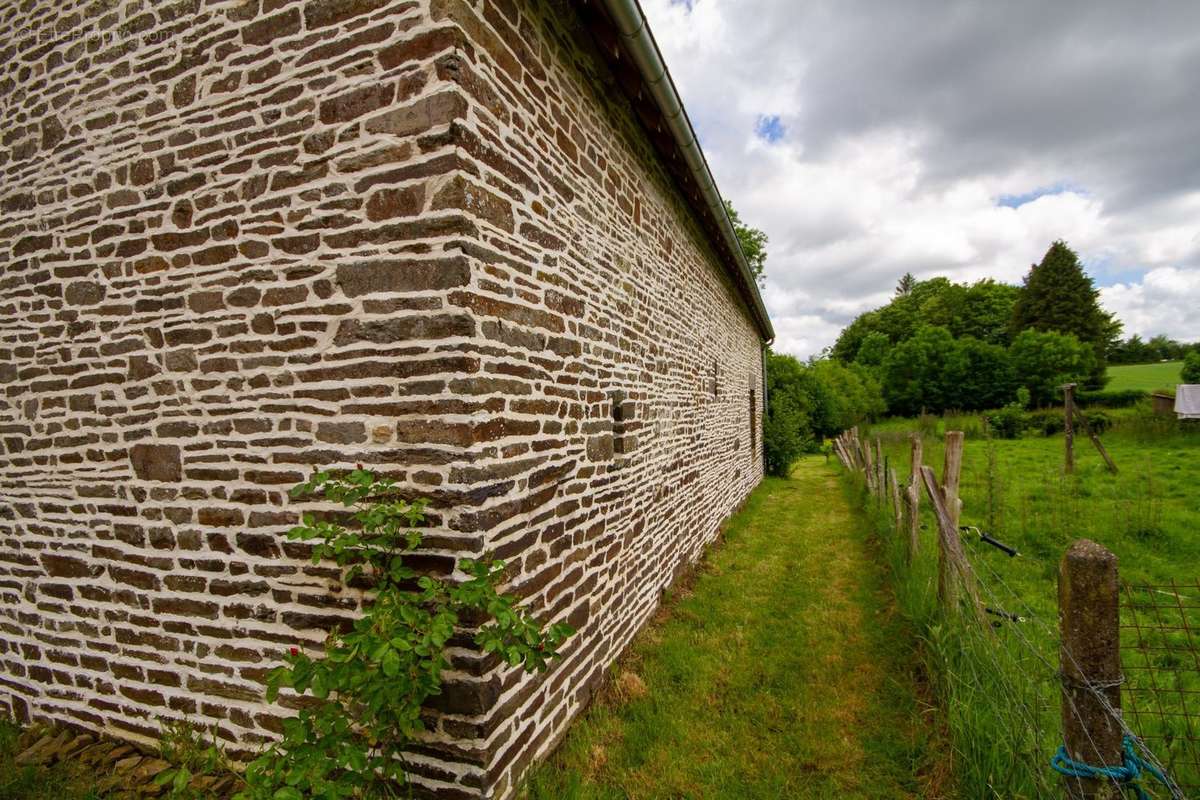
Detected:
left=1010, top=241, right=1121, bottom=386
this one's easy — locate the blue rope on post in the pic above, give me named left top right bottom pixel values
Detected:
left=1051, top=735, right=1172, bottom=800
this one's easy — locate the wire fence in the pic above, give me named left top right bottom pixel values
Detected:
left=834, top=426, right=1195, bottom=799
left=1123, top=581, right=1200, bottom=793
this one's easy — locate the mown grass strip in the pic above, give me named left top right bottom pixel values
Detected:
left=523, top=457, right=939, bottom=800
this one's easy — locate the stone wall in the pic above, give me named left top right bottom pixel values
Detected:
left=0, top=0, right=766, bottom=797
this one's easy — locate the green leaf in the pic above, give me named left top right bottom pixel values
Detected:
left=173, top=766, right=191, bottom=792
left=273, top=789, right=303, bottom=800
left=381, top=649, right=400, bottom=677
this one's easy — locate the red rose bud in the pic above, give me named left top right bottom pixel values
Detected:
left=289, top=647, right=299, bottom=656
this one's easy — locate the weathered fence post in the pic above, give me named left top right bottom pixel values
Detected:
left=942, top=431, right=963, bottom=530
left=1073, top=406, right=1119, bottom=474
left=889, top=464, right=903, bottom=533
left=920, top=465, right=980, bottom=616
left=939, top=431, right=964, bottom=597
left=906, top=434, right=923, bottom=562
left=863, top=440, right=875, bottom=494
left=877, top=443, right=885, bottom=510
left=1058, top=539, right=1123, bottom=800
left=1064, top=383, right=1076, bottom=474
left=875, top=438, right=884, bottom=501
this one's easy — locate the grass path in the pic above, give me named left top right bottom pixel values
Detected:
left=523, top=457, right=938, bottom=799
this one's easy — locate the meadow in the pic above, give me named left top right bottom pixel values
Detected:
left=855, top=406, right=1200, bottom=798
left=1105, top=361, right=1183, bottom=392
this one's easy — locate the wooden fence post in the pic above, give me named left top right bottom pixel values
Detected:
left=939, top=431, right=964, bottom=597
left=876, top=443, right=885, bottom=509
left=1064, top=383, right=1076, bottom=474
left=942, top=431, right=964, bottom=530
left=863, top=440, right=875, bottom=494
left=920, top=465, right=980, bottom=616
left=906, top=434, right=923, bottom=562
left=1058, top=539, right=1123, bottom=800
left=1073, top=406, right=1119, bottom=474
left=878, top=438, right=888, bottom=489
left=889, top=464, right=902, bottom=533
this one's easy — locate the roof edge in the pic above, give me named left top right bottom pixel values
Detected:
left=585, top=0, right=775, bottom=341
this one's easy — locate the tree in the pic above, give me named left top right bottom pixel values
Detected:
left=764, top=353, right=812, bottom=476
left=854, top=331, right=891, bottom=369
left=923, top=279, right=1021, bottom=346
left=762, top=353, right=884, bottom=475
left=956, top=337, right=1017, bottom=410
left=806, top=359, right=885, bottom=435
left=831, top=310, right=883, bottom=362
left=832, top=276, right=1017, bottom=362
left=725, top=200, right=768, bottom=287
left=1008, top=329, right=1096, bottom=406
left=1147, top=334, right=1179, bottom=362
left=1010, top=241, right=1121, bottom=386
left=1182, top=351, right=1200, bottom=384
left=879, top=326, right=969, bottom=417
left=895, top=272, right=917, bottom=297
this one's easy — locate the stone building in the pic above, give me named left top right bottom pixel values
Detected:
left=0, top=0, right=773, bottom=796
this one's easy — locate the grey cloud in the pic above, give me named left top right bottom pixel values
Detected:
left=644, top=0, right=1200, bottom=354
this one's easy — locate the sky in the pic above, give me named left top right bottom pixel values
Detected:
left=642, top=0, right=1200, bottom=357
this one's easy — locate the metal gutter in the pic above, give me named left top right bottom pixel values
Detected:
left=596, top=0, right=775, bottom=342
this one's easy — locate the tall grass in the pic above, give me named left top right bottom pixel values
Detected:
left=844, top=408, right=1200, bottom=797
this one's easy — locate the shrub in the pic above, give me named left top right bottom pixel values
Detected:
left=987, top=403, right=1027, bottom=439
left=763, top=352, right=882, bottom=475
left=764, top=401, right=810, bottom=477
left=1183, top=351, right=1200, bottom=383
left=1027, top=409, right=1065, bottom=436
left=1084, top=410, right=1111, bottom=434
left=235, top=470, right=574, bottom=800
left=1009, top=329, right=1096, bottom=407
left=1075, top=389, right=1147, bottom=408
left=764, top=353, right=813, bottom=476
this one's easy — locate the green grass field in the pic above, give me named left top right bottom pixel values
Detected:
left=1105, top=361, right=1182, bottom=392
left=854, top=412, right=1200, bottom=797
left=523, top=459, right=941, bottom=800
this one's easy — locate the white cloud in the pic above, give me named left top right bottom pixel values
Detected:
left=1101, top=269, right=1200, bottom=342
left=642, top=0, right=1200, bottom=355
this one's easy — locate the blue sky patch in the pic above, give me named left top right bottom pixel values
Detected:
left=755, top=114, right=786, bottom=143
left=997, top=182, right=1080, bottom=208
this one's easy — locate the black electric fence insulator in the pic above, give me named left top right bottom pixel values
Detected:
left=985, top=606, right=1026, bottom=624
left=960, top=525, right=1019, bottom=558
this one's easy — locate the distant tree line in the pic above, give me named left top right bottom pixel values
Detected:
left=831, top=241, right=1129, bottom=415
left=1107, top=334, right=1198, bottom=365
left=733, top=194, right=1200, bottom=477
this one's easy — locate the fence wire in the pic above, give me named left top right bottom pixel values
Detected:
left=1122, top=581, right=1200, bottom=793
left=835, top=430, right=1190, bottom=798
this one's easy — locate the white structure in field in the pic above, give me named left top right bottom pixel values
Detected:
left=1175, top=385, right=1200, bottom=419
